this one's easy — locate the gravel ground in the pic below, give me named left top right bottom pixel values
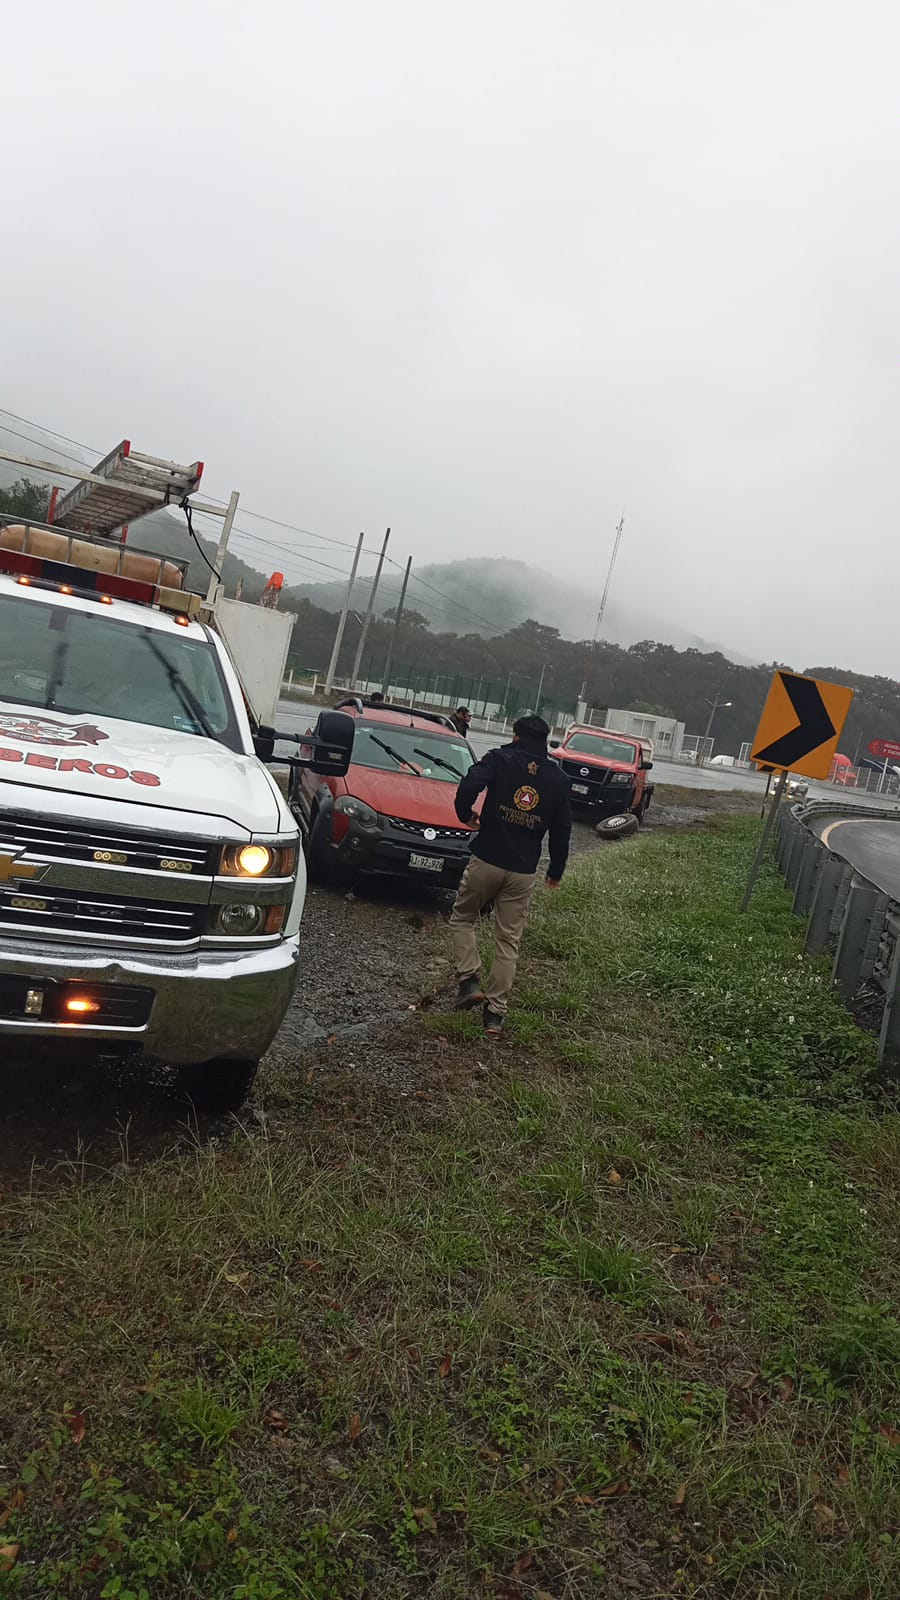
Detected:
left=267, top=813, right=604, bottom=1095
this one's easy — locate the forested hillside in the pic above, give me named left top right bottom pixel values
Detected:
left=1, top=479, right=895, bottom=756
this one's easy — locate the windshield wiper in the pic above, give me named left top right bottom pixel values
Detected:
left=140, top=630, right=217, bottom=741
left=412, top=746, right=464, bottom=779
left=366, top=733, right=421, bottom=774
left=46, top=638, right=70, bottom=707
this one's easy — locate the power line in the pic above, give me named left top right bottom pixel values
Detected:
left=0, top=420, right=91, bottom=471
left=213, top=501, right=366, bottom=554
left=206, top=514, right=512, bottom=633
left=228, top=534, right=356, bottom=584
left=227, top=526, right=508, bottom=633
left=0, top=406, right=365, bottom=556
left=0, top=408, right=99, bottom=458
left=383, top=554, right=514, bottom=634
left=0, top=406, right=526, bottom=637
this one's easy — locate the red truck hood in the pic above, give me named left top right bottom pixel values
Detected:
left=343, top=766, right=471, bottom=826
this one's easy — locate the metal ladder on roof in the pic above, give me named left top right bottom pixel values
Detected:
left=49, top=441, right=204, bottom=538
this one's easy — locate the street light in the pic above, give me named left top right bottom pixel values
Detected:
left=698, top=697, right=733, bottom=763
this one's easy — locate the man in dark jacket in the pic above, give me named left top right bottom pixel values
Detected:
left=451, top=706, right=472, bottom=737
left=450, top=714, right=572, bottom=1033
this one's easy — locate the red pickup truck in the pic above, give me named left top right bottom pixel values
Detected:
left=549, top=724, right=654, bottom=836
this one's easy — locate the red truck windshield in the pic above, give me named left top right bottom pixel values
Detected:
left=352, top=723, right=474, bottom=783
left=564, top=732, right=638, bottom=762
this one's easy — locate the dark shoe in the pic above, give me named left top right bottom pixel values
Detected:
left=455, top=975, right=485, bottom=1010
left=482, top=1004, right=504, bottom=1035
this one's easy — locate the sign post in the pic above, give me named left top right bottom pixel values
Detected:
left=741, top=770, right=788, bottom=911
left=741, top=670, right=854, bottom=909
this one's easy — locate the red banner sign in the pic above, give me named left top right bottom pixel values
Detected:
left=868, top=739, right=900, bottom=761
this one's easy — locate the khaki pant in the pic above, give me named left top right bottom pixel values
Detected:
left=449, top=856, right=537, bottom=1015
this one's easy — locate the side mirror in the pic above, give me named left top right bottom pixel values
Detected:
left=641, top=759, right=654, bottom=771
left=253, top=711, right=355, bottom=778
left=307, top=710, right=355, bottom=776
left=549, top=740, right=561, bottom=750
left=253, top=726, right=276, bottom=762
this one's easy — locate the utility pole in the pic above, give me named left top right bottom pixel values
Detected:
left=578, top=513, right=625, bottom=712
left=350, top=527, right=390, bottom=692
left=205, top=490, right=240, bottom=607
left=324, top=532, right=364, bottom=693
left=381, top=555, right=412, bottom=697
left=697, top=680, right=733, bottom=764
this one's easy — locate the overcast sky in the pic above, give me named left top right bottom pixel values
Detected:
left=3, top=0, right=898, bottom=673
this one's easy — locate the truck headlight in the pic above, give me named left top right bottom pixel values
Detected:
left=208, top=903, right=287, bottom=937
left=610, top=773, right=633, bottom=786
left=220, top=842, right=298, bottom=877
left=236, top=844, right=272, bottom=876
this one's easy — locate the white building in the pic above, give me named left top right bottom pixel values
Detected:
left=602, top=709, right=686, bottom=761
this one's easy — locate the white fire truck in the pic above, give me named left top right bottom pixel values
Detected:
left=0, top=441, right=353, bottom=1109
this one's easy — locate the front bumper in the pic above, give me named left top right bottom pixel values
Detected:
left=567, top=783, right=635, bottom=814
left=0, top=935, right=300, bottom=1064
left=327, top=814, right=473, bottom=885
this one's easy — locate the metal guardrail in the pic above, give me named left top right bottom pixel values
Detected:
left=774, top=799, right=900, bottom=1067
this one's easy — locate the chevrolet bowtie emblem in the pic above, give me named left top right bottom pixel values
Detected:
left=0, top=850, right=48, bottom=886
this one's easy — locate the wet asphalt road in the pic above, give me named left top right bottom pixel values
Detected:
left=812, top=815, right=900, bottom=899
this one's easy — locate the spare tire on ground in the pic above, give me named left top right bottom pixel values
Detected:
left=596, top=812, right=640, bottom=841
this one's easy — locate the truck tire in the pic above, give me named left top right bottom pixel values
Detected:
left=173, top=1058, right=259, bottom=1113
left=596, top=812, right=640, bottom=841
left=305, top=807, right=335, bottom=884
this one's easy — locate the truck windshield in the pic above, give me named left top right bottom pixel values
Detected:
left=352, top=723, right=474, bottom=783
left=564, top=733, right=638, bottom=761
left=0, top=594, right=241, bottom=750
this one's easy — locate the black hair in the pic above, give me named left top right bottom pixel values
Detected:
left=513, top=714, right=550, bottom=744
left=455, top=706, right=471, bottom=715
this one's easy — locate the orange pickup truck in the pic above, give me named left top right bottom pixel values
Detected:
left=549, top=724, right=654, bottom=837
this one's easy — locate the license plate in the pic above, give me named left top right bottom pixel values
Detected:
left=572, top=783, right=590, bottom=795
left=409, top=853, right=443, bottom=872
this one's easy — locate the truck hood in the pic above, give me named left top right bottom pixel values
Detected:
left=0, top=705, right=282, bottom=834
left=343, top=766, right=470, bottom=826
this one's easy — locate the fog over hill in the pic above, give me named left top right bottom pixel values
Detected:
left=289, top=555, right=752, bottom=659
left=0, top=447, right=748, bottom=659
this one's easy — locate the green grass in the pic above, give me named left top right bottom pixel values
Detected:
left=2, top=817, right=900, bottom=1597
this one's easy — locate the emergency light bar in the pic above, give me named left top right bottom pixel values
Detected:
left=0, top=519, right=203, bottom=618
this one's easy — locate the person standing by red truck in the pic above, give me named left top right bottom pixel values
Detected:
left=450, top=714, right=572, bottom=1033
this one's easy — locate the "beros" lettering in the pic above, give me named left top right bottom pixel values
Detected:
left=0, top=747, right=161, bottom=787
